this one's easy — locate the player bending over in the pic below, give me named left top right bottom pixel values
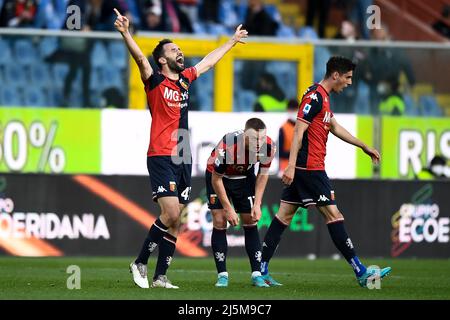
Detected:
left=260, top=56, right=391, bottom=288
left=113, top=8, right=248, bottom=289
left=206, top=118, right=276, bottom=288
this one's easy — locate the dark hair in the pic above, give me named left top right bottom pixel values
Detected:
left=325, top=56, right=356, bottom=78
left=152, top=39, right=173, bottom=69
left=245, top=118, right=266, bottom=131
left=287, top=98, right=298, bottom=110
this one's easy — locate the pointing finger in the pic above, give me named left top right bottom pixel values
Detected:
left=236, top=24, right=242, bottom=32
left=113, top=8, right=122, bottom=17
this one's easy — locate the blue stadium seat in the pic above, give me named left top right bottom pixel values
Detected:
left=235, top=90, right=257, bottom=112
left=404, top=94, right=420, bottom=116
left=4, top=64, right=28, bottom=87
left=52, top=64, right=70, bottom=87
left=48, top=87, right=64, bottom=107
left=100, top=67, right=124, bottom=92
left=206, top=23, right=230, bottom=36
left=30, top=64, right=52, bottom=88
left=298, top=26, right=319, bottom=40
left=108, top=41, right=127, bottom=69
left=420, top=95, right=443, bottom=117
left=265, top=5, right=282, bottom=23
left=354, top=81, right=371, bottom=115
left=277, top=25, right=296, bottom=38
left=24, top=87, right=48, bottom=107
left=0, top=38, right=12, bottom=66
left=0, top=86, right=23, bottom=106
left=89, top=67, right=103, bottom=91
left=90, top=41, right=108, bottom=68
left=14, top=39, right=38, bottom=66
left=192, top=22, right=208, bottom=35
left=219, top=0, right=239, bottom=27
left=39, top=36, right=59, bottom=59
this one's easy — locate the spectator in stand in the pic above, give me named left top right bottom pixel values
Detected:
left=34, top=0, right=69, bottom=29
left=253, top=73, right=287, bottom=112
left=243, top=0, right=278, bottom=36
left=0, top=0, right=37, bottom=28
left=305, top=0, right=331, bottom=38
left=360, top=24, right=416, bottom=114
left=432, top=4, right=450, bottom=39
left=332, top=20, right=366, bottom=113
left=139, top=0, right=193, bottom=33
left=199, top=0, right=219, bottom=23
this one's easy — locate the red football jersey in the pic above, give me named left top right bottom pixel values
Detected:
left=296, top=83, right=333, bottom=170
left=144, top=67, right=197, bottom=157
left=206, top=130, right=276, bottom=176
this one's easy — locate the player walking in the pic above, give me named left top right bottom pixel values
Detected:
left=113, top=8, right=248, bottom=289
left=206, top=119, right=275, bottom=288
left=260, top=56, right=391, bottom=288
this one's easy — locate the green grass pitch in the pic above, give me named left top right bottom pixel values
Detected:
left=1, top=257, right=450, bottom=300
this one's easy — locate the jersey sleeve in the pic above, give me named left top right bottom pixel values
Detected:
left=297, top=92, right=323, bottom=124
left=181, top=66, right=198, bottom=83
left=212, top=139, right=227, bottom=175
left=142, top=72, right=164, bottom=90
left=260, top=139, right=276, bottom=169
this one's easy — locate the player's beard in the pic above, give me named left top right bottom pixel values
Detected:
left=167, top=57, right=185, bottom=73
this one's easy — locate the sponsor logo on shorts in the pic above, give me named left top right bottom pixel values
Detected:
left=210, top=194, right=217, bottom=205
left=318, top=195, right=329, bottom=202
left=331, top=191, right=335, bottom=200
left=169, top=181, right=176, bottom=192
left=157, top=186, right=167, bottom=193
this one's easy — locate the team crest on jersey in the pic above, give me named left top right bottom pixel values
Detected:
left=169, top=181, right=177, bottom=192
left=179, top=78, right=189, bottom=90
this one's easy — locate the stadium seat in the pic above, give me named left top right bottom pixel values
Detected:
left=90, top=41, right=108, bottom=68
left=354, top=81, right=371, bottom=115
left=108, top=41, right=127, bottom=69
left=24, top=87, right=48, bottom=107
left=14, top=39, right=38, bottom=66
left=38, top=36, right=59, bottom=59
left=0, top=38, right=12, bottom=66
left=52, top=64, right=70, bottom=87
left=30, top=64, right=52, bottom=88
left=235, top=90, right=257, bottom=112
left=420, top=95, right=443, bottom=117
left=4, top=64, right=28, bottom=87
left=403, top=94, right=420, bottom=116
left=101, top=67, right=124, bottom=92
left=0, top=86, right=23, bottom=106
left=219, top=0, right=239, bottom=28
left=265, top=5, right=282, bottom=23
left=206, top=23, right=230, bottom=36
left=277, top=24, right=296, bottom=38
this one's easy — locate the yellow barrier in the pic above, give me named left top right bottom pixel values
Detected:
left=129, top=36, right=313, bottom=112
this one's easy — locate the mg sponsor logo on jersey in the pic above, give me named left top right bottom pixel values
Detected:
left=163, top=87, right=189, bottom=108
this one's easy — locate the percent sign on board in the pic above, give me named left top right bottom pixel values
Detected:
left=0, top=121, right=65, bottom=173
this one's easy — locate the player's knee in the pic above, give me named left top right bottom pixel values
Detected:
left=277, top=210, right=294, bottom=225
left=212, top=211, right=227, bottom=228
left=324, top=207, right=343, bottom=223
left=161, top=208, right=181, bottom=226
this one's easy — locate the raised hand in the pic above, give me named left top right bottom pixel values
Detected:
left=113, top=8, right=129, bottom=34
left=232, top=24, right=249, bottom=44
